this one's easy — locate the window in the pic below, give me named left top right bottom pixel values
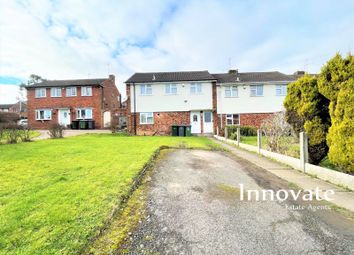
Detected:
left=82, top=86, right=92, bottom=96
left=225, top=86, right=238, bottom=97
left=140, top=84, right=152, bottom=95
left=76, top=108, right=93, bottom=119
left=35, top=88, right=46, bottom=98
left=165, top=84, right=177, bottom=95
left=226, top=114, right=240, bottom=125
left=276, top=85, right=287, bottom=96
left=35, top=109, right=52, bottom=120
left=140, top=112, right=154, bottom=124
left=190, top=83, right=202, bottom=94
left=66, top=87, right=77, bottom=97
left=250, top=85, right=263, bottom=97
left=204, top=112, right=212, bottom=123
left=51, top=87, right=61, bottom=97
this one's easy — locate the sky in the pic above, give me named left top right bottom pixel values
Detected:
left=0, top=0, right=353, bottom=103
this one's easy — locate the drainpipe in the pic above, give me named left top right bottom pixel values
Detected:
left=133, top=83, right=137, bottom=135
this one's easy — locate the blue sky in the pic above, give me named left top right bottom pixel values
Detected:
left=0, top=0, right=353, bottom=103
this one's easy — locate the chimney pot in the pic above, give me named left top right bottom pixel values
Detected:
left=228, top=69, right=238, bottom=74
left=109, top=74, right=115, bottom=81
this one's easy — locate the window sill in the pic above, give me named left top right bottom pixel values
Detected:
left=66, top=95, right=77, bottom=97
left=140, top=94, right=153, bottom=96
left=51, top=96, right=62, bottom=98
left=224, top=96, right=239, bottom=98
left=140, top=123, right=154, bottom=125
left=81, top=95, right=93, bottom=97
left=250, top=95, right=264, bottom=97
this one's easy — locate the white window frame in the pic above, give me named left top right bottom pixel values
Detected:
left=35, top=109, right=52, bottom=120
left=50, top=87, right=62, bottom=97
left=190, top=83, right=202, bottom=94
left=165, top=84, right=177, bottom=95
left=81, top=86, right=92, bottom=96
left=140, top=84, right=152, bottom=95
left=225, top=86, right=238, bottom=97
left=66, top=87, right=77, bottom=97
left=76, top=108, right=93, bottom=120
left=140, top=112, right=154, bottom=124
left=35, top=88, right=46, bottom=98
left=276, top=85, right=287, bottom=96
left=250, top=85, right=264, bottom=97
left=226, top=114, right=240, bottom=125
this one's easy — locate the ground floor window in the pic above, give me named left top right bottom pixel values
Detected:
left=36, top=109, right=52, bottom=120
left=77, top=108, right=93, bottom=119
left=140, top=112, right=154, bottom=124
left=226, top=114, right=240, bottom=125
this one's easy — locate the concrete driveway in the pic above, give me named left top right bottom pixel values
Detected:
left=126, top=149, right=354, bottom=255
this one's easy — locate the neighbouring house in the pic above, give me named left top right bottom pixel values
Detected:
left=0, top=101, right=27, bottom=118
left=25, top=75, right=120, bottom=129
left=125, top=70, right=300, bottom=135
left=0, top=104, right=13, bottom=112
left=213, top=70, right=297, bottom=130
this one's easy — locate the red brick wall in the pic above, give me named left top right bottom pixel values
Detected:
left=132, top=112, right=190, bottom=136
left=102, top=75, right=120, bottom=111
left=27, top=86, right=103, bottom=129
left=240, top=113, right=273, bottom=127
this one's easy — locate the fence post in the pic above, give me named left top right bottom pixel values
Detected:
left=237, top=127, right=240, bottom=146
left=224, top=127, right=228, bottom=139
left=300, top=132, right=309, bottom=172
left=257, top=129, right=262, bottom=154
left=216, top=126, right=219, bottom=136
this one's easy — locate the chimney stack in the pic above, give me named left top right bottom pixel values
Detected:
left=294, top=71, right=305, bottom=76
left=228, top=69, right=238, bottom=74
left=109, top=74, right=115, bottom=81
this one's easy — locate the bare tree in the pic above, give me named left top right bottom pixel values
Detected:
left=261, top=111, right=292, bottom=153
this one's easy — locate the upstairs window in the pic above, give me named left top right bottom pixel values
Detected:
left=165, top=84, right=177, bottom=95
left=82, top=86, right=92, bottom=96
left=225, top=86, right=238, bottom=97
left=250, top=85, right=263, bottom=97
left=226, top=114, right=240, bottom=125
left=66, top=87, right=77, bottom=97
left=76, top=108, right=93, bottom=119
left=35, top=109, right=52, bottom=120
left=51, top=87, right=61, bottom=97
left=140, top=112, right=154, bottom=124
left=140, top=84, right=152, bottom=95
left=35, top=88, right=46, bottom=98
left=190, top=83, right=202, bottom=94
left=276, top=85, right=287, bottom=96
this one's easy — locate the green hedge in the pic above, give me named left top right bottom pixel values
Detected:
left=225, top=125, right=257, bottom=139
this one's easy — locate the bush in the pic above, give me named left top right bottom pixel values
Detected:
left=284, top=75, right=331, bottom=164
left=225, top=125, right=257, bottom=139
left=2, top=124, right=21, bottom=144
left=261, top=112, right=292, bottom=153
left=0, top=112, right=20, bottom=124
left=18, top=126, right=33, bottom=142
left=240, top=126, right=257, bottom=136
left=48, top=124, right=65, bottom=139
left=318, top=53, right=354, bottom=173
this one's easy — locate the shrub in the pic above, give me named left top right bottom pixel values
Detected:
left=261, top=112, right=292, bottom=153
left=48, top=124, right=65, bottom=139
left=18, top=126, right=33, bottom=142
left=318, top=53, right=354, bottom=173
left=2, top=124, right=21, bottom=144
left=284, top=75, right=331, bottom=164
left=0, top=112, right=20, bottom=124
left=240, top=126, right=257, bottom=136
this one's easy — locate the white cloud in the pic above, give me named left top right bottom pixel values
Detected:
left=0, top=85, right=25, bottom=104
left=0, top=0, right=353, bottom=103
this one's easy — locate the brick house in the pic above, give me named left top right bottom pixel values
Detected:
left=26, top=75, right=120, bottom=129
left=125, top=70, right=298, bottom=135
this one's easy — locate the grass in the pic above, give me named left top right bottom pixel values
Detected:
left=240, top=135, right=300, bottom=158
left=0, top=134, right=215, bottom=254
left=0, top=130, right=40, bottom=144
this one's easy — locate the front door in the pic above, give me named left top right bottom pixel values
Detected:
left=203, top=111, right=213, bottom=133
left=190, top=111, right=201, bottom=134
left=58, top=109, right=71, bottom=127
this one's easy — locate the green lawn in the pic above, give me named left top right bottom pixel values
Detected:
left=0, top=134, right=215, bottom=254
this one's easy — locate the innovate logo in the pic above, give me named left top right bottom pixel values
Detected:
left=239, top=184, right=335, bottom=202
